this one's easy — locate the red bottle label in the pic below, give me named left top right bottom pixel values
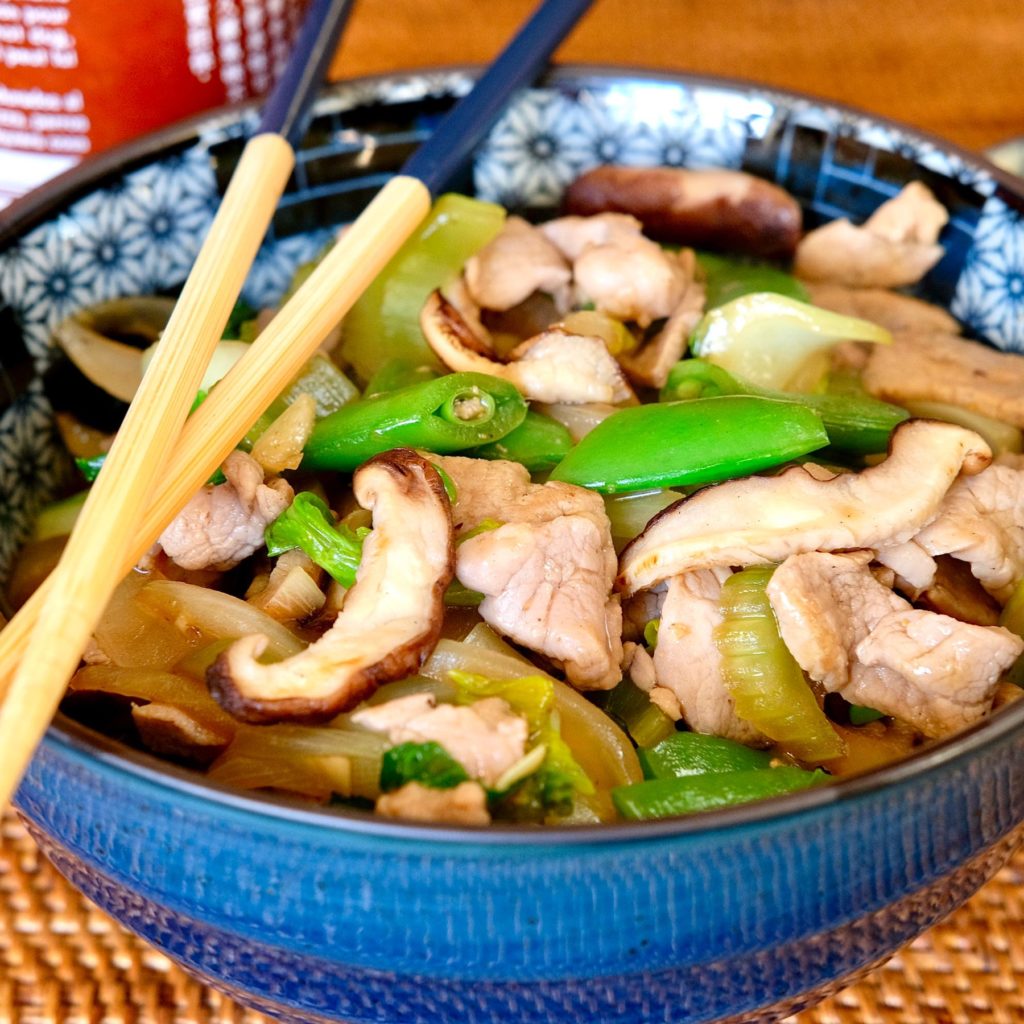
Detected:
left=0, top=0, right=308, bottom=209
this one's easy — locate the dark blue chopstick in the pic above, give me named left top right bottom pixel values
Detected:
left=401, top=0, right=596, bottom=196
left=258, top=0, right=356, bottom=145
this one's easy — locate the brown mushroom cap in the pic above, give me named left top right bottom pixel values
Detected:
left=208, top=449, right=455, bottom=724
left=563, top=166, right=802, bottom=260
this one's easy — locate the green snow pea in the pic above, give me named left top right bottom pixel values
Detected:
left=301, top=372, right=527, bottom=472
left=547, top=395, right=828, bottom=494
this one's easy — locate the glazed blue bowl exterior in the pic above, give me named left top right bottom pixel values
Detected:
left=5, top=68, right=1024, bottom=1023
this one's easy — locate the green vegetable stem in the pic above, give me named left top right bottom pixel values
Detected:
left=638, top=731, right=775, bottom=780
left=470, top=410, right=574, bottom=472
left=548, top=396, right=828, bottom=493
left=264, top=492, right=369, bottom=587
left=301, top=372, right=528, bottom=472
left=714, top=565, right=843, bottom=762
left=340, top=193, right=506, bottom=384
left=612, top=766, right=826, bottom=820
left=604, top=678, right=674, bottom=749
left=661, top=359, right=908, bottom=455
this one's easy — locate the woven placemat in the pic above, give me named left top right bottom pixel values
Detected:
left=2, top=809, right=1023, bottom=1024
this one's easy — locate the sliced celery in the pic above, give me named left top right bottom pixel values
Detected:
left=340, top=193, right=506, bottom=384
left=714, top=565, right=843, bottom=762
left=604, top=679, right=675, bottom=749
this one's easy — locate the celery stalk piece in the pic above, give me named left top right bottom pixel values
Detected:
left=903, top=399, right=1022, bottom=457
left=999, top=578, right=1024, bottom=687
left=604, top=678, right=675, bottom=748
left=32, top=489, right=88, bottom=541
left=691, top=292, right=891, bottom=391
left=340, top=193, right=506, bottom=385
left=714, top=565, right=843, bottom=762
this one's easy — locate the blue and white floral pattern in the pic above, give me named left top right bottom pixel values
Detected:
left=2, top=70, right=1024, bottom=582
left=953, top=196, right=1024, bottom=350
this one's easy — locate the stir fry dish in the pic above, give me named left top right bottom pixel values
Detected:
left=16, top=166, right=1024, bottom=827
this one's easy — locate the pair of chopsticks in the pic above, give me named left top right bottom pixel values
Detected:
left=0, top=0, right=595, bottom=803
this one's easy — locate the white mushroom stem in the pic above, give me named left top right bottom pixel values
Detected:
left=208, top=449, right=454, bottom=723
left=420, top=290, right=632, bottom=405
left=618, top=420, right=992, bottom=597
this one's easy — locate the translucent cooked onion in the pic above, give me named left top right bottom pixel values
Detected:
left=903, top=400, right=1022, bottom=456
left=135, top=579, right=306, bottom=658
left=533, top=402, right=618, bottom=441
left=93, top=572, right=200, bottom=670
left=603, top=489, right=680, bottom=550
left=206, top=753, right=353, bottom=801
left=423, top=629, right=643, bottom=793
left=248, top=564, right=326, bottom=622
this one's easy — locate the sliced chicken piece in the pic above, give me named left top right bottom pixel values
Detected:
left=208, top=450, right=454, bottom=723
left=352, top=692, right=527, bottom=787
left=435, top=455, right=623, bottom=691
left=540, top=212, right=645, bottom=260
left=767, top=551, right=1022, bottom=738
left=654, top=569, right=766, bottom=745
left=376, top=781, right=491, bottom=825
left=572, top=232, right=689, bottom=328
left=464, top=215, right=572, bottom=312
left=874, top=540, right=938, bottom=592
left=157, top=450, right=293, bottom=572
left=618, top=420, right=991, bottom=596
left=862, top=330, right=1024, bottom=428
left=804, top=282, right=960, bottom=335
left=795, top=182, right=948, bottom=288
left=619, top=250, right=707, bottom=388
left=563, top=166, right=802, bottom=259
left=914, top=462, right=1024, bottom=603
left=420, top=291, right=632, bottom=405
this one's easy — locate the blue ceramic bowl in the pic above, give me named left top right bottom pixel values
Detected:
left=5, top=68, right=1024, bottom=1024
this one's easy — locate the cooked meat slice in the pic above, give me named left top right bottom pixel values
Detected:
left=208, top=450, right=454, bottom=723
left=767, top=551, right=1022, bottom=738
left=653, top=569, right=766, bottom=745
left=464, top=216, right=572, bottom=312
left=914, top=462, right=1024, bottom=602
left=157, top=450, right=293, bottom=572
left=618, top=420, right=991, bottom=596
left=805, top=282, right=960, bottom=334
left=352, top=692, right=528, bottom=787
left=862, top=330, right=1024, bottom=427
left=563, top=166, right=802, bottom=259
left=619, top=251, right=707, bottom=388
left=572, top=232, right=689, bottom=328
left=376, top=781, right=491, bottom=825
left=874, top=540, right=938, bottom=592
left=540, top=212, right=645, bottom=260
left=795, top=182, right=948, bottom=288
left=457, top=517, right=623, bottom=691
left=420, top=291, right=632, bottom=404
left=435, top=455, right=623, bottom=690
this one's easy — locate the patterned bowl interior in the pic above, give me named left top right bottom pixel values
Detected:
left=1, top=66, right=1022, bottom=599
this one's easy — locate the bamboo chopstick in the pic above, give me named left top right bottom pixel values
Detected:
left=0, top=0, right=595, bottom=805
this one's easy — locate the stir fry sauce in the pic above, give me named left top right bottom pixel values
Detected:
left=18, top=168, right=1024, bottom=825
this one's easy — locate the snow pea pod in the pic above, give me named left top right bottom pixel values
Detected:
left=638, top=731, right=774, bottom=780
left=612, top=766, right=826, bottom=820
left=661, top=359, right=908, bottom=455
left=301, top=372, right=527, bottom=471
left=547, top=395, right=828, bottom=494
left=696, top=251, right=809, bottom=309
left=470, top=410, right=574, bottom=472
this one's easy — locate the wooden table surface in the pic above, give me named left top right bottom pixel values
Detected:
left=329, top=0, right=1024, bottom=155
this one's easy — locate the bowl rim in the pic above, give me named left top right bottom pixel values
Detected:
left=7, top=63, right=1024, bottom=845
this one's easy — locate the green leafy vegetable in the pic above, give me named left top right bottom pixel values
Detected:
left=380, top=741, right=469, bottom=792
left=604, top=677, right=675, bottom=749
left=264, top=492, right=369, bottom=587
